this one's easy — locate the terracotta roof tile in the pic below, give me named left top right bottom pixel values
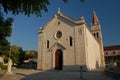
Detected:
left=104, top=45, right=120, bottom=51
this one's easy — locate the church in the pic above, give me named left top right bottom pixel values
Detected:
left=37, top=9, right=105, bottom=71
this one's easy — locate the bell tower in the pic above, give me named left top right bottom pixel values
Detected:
left=91, top=11, right=105, bottom=67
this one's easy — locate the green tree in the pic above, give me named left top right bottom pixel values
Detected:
left=18, top=49, right=26, bottom=66
left=3, top=45, right=25, bottom=66
left=0, top=0, right=84, bottom=17
left=10, top=45, right=23, bottom=66
left=24, top=50, right=37, bottom=59
left=0, top=13, right=13, bottom=56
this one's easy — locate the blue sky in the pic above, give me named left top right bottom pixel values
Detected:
left=5, top=0, right=120, bottom=50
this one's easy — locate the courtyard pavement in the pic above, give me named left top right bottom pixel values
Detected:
left=0, top=68, right=118, bottom=80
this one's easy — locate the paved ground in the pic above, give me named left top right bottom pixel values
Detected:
left=0, top=68, right=118, bottom=80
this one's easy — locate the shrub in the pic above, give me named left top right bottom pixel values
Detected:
left=0, top=62, right=7, bottom=70
left=0, top=65, right=7, bottom=70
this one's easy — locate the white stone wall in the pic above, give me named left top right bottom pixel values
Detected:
left=84, top=25, right=101, bottom=70
left=74, top=24, right=86, bottom=65
left=37, top=30, right=43, bottom=70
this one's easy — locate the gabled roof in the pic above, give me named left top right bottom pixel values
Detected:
left=41, top=9, right=86, bottom=30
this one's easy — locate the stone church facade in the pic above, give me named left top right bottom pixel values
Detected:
left=37, top=9, right=105, bottom=71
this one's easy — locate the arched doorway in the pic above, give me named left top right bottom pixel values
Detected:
left=55, top=49, right=63, bottom=70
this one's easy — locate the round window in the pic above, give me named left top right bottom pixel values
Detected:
left=56, top=31, right=62, bottom=39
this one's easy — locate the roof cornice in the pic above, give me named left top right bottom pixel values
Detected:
left=55, top=11, right=85, bottom=25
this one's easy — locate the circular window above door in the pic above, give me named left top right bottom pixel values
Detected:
left=55, top=31, right=62, bottom=39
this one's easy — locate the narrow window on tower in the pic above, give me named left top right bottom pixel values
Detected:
left=70, top=36, right=73, bottom=46
left=94, top=33, right=96, bottom=38
left=47, top=40, right=49, bottom=49
left=97, top=32, right=99, bottom=38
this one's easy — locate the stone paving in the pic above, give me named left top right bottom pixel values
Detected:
left=0, top=68, right=118, bottom=80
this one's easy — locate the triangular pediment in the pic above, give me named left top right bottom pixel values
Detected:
left=41, top=10, right=86, bottom=31
left=48, top=42, right=66, bottom=51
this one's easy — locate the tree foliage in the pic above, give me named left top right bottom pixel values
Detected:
left=11, top=45, right=25, bottom=66
left=24, top=50, right=37, bottom=59
left=0, top=0, right=50, bottom=16
left=9, top=46, right=37, bottom=66
left=3, top=45, right=25, bottom=66
left=0, top=14, right=13, bottom=56
left=0, top=0, right=84, bottom=17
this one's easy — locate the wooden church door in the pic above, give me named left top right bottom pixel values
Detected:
left=55, top=49, right=63, bottom=70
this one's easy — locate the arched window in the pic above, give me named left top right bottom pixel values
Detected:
left=47, top=40, right=49, bottom=49
left=97, top=32, right=99, bottom=38
left=69, top=36, right=73, bottom=46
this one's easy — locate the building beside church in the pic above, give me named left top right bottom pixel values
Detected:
left=37, top=9, right=105, bottom=71
left=104, top=45, right=120, bottom=66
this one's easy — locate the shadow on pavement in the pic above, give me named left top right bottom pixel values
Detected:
left=17, top=68, right=116, bottom=80
left=104, top=70, right=120, bottom=80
